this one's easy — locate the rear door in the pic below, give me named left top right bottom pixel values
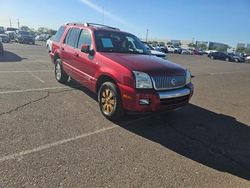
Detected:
left=61, top=27, right=81, bottom=78
left=217, top=52, right=223, bottom=60
left=51, top=26, right=65, bottom=56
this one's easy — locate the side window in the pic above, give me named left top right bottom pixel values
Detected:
left=54, top=26, right=65, bottom=43
left=64, top=28, right=72, bottom=45
left=65, top=28, right=81, bottom=48
left=77, top=29, right=92, bottom=49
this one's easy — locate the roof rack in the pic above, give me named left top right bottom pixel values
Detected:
left=65, top=22, right=82, bottom=26
left=84, top=23, right=120, bottom=31
left=65, top=22, right=120, bottom=31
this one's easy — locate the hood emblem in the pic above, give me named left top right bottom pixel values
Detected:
left=171, top=78, right=177, bottom=86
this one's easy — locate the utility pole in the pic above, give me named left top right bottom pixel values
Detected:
left=102, top=7, right=104, bottom=24
left=9, top=19, right=12, bottom=27
left=146, top=29, right=149, bottom=42
left=17, top=19, right=20, bottom=29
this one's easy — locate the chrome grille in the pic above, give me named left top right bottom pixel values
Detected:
left=151, top=76, right=186, bottom=90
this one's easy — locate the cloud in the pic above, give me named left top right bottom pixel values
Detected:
left=79, top=0, right=132, bottom=27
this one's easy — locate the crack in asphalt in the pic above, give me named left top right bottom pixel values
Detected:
left=0, top=92, right=50, bottom=116
left=0, top=89, right=76, bottom=116
left=165, top=119, right=250, bottom=174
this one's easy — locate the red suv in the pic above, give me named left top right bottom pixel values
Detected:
left=50, top=23, right=194, bottom=120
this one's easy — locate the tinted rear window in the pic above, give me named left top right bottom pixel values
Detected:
left=54, top=26, right=65, bottom=43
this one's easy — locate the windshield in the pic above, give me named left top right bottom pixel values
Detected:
left=94, top=31, right=148, bottom=54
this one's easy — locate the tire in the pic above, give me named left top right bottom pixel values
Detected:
left=225, top=58, right=229, bottom=62
left=54, top=59, right=68, bottom=83
left=98, top=82, right=124, bottom=120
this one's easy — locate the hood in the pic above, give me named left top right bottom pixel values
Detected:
left=100, top=53, right=185, bottom=76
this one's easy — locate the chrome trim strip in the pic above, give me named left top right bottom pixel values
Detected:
left=158, top=88, right=190, bottom=99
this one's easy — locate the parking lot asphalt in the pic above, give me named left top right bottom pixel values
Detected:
left=0, top=42, right=250, bottom=187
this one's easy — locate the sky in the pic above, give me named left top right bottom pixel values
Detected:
left=0, top=0, right=249, bottom=47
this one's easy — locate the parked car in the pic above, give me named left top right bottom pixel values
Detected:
left=5, top=31, right=16, bottom=41
left=35, top=35, right=43, bottom=41
left=0, top=37, right=4, bottom=56
left=204, top=50, right=217, bottom=54
left=46, top=35, right=54, bottom=52
left=173, top=46, right=182, bottom=54
left=35, top=34, right=51, bottom=41
left=142, top=42, right=167, bottom=59
left=166, top=45, right=175, bottom=53
left=244, top=55, right=250, bottom=63
left=50, top=23, right=193, bottom=120
left=227, top=53, right=245, bottom=63
left=158, top=46, right=168, bottom=53
left=193, top=49, right=204, bottom=55
left=237, top=53, right=250, bottom=63
left=0, top=34, right=10, bottom=43
left=16, top=31, right=35, bottom=44
left=208, top=52, right=244, bottom=62
left=181, top=49, right=193, bottom=55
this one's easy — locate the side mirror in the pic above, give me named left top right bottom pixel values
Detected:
left=81, top=44, right=90, bottom=53
left=81, top=44, right=95, bottom=56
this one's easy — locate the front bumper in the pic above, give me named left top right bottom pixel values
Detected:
left=158, top=88, right=190, bottom=99
left=119, top=83, right=193, bottom=113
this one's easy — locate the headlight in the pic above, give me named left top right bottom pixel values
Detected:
left=186, top=70, right=192, bottom=84
left=133, top=71, right=153, bottom=89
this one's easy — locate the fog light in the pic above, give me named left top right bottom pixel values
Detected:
left=139, top=99, right=150, bottom=105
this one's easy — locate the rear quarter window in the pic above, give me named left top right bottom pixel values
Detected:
left=53, top=26, right=65, bottom=43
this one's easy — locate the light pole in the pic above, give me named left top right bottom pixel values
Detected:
left=146, top=29, right=149, bottom=42
left=9, top=19, right=12, bottom=27
left=102, top=7, right=104, bottom=24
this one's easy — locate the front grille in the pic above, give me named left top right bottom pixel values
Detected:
left=151, top=75, right=186, bottom=90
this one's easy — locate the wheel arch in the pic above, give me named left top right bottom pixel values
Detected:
left=53, top=53, right=60, bottom=63
left=95, top=74, right=118, bottom=94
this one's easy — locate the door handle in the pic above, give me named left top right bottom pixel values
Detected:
left=74, top=52, right=79, bottom=57
left=61, top=47, right=64, bottom=51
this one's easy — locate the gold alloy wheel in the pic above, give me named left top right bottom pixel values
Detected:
left=101, top=88, right=116, bottom=115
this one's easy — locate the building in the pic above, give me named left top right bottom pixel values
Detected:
left=196, top=41, right=208, bottom=50
left=179, top=40, right=192, bottom=49
left=171, top=40, right=181, bottom=46
left=246, top=44, right=250, bottom=49
left=236, top=43, right=246, bottom=49
left=196, top=41, right=208, bottom=46
left=208, top=42, right=229, bottom=51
